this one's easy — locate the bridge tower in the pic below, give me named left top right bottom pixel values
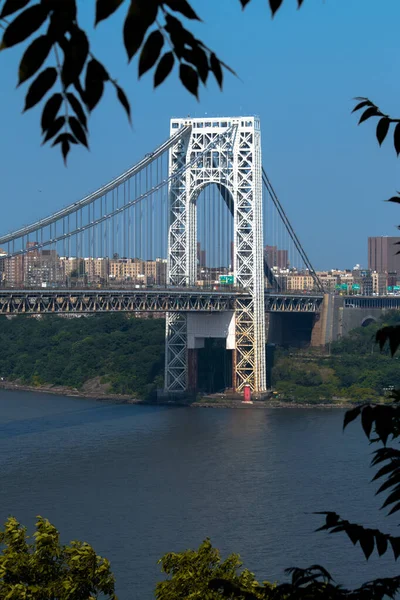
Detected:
left=164, top=117, right=266, bottom=393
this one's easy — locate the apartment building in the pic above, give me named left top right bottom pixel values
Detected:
left=286, top=274, right=315, bottom=291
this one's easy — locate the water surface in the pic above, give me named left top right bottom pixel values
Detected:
left=0, top=391, right=397, bottom=598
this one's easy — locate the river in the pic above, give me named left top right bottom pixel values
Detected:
left=0, top=390, right=398, bottom=599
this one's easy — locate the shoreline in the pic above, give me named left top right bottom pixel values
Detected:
left=0, top=380, right=354, bottom=409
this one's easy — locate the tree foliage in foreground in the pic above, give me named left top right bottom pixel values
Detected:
left=156, top=538, right=273, bottom=600
left=0, top=0, right=301, bottom=162
left=0, top=515, right=116, bottom=600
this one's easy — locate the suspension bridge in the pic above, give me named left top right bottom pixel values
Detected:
left=0, top=116, right=324, bottom=394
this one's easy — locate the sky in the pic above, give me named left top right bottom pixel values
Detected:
left=1, top=0, right=400, bottom=270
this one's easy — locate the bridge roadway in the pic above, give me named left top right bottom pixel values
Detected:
left=0, top=288, right=324, bottom=315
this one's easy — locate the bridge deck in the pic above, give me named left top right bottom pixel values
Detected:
left=0, top=289, right=324, bottom=315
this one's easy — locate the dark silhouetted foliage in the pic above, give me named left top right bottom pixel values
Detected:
left=0, top=0, right=302, bottom=162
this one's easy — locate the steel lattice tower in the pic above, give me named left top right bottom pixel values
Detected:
left=165, top=117, right=266, bottom=393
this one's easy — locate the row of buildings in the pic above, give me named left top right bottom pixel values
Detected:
left=1, top=237, right=400, bottom=294
left=265, top=237, right=400, bottom=295
left=0, top=246, right=168, bottom=288
left=277, top=268, right=390, bottom=295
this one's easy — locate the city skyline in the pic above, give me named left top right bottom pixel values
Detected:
left=1, top=237, right=399, bottom=296
left=1, top=2, right=400, bottom=270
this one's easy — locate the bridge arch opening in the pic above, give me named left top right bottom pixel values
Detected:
left=191, top=182, right=234, bottom=289
left=361, top=316, right=377, bottom=328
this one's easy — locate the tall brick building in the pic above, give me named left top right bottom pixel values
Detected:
left=368, top=237, right=400, bottom=273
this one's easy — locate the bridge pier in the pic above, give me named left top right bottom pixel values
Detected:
left=187, top=348, right=198, bottom=392
left=165, top=311, right=236, bottom=393
left=310, top=293, right=332, bottom=347
left=164, top=313, right=188, bottom=392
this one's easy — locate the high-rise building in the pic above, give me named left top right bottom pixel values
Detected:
left=197, top=242, right=206, bottom=268
left=372, top=271, right=388, bottom=295
left=368, top=237, right=400, bottom=273
left=108, top=257, right=167, bottom=286
left=265, top=245, right=288, bottom=269
left=4, top=255, right=24, bottom=287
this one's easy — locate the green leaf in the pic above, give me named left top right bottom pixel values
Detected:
left=179, top=63, right=198, bottom=97
left=67, top=92, right=87, bottom=130
left=387, top=196, right=400, bottom=204
left=139, top=30, right=164, bottom=77
left=123, top=0, right=158, bottom=61
left=41, top=92, right=63, bottom=132
left=154, top=51, right=175, bottom=87
left=24, top=67, right=58, bottom=111
left=18, top=35, right=53, bottom=85
left=164, top=0, right=201, bottom=20
left=210, top=52, right=222, bottom=88
left=95, top=0, right=125, bottom=25
left=0, top=5, right=48, bottom=49
left=61, top=27, right=89, bottom=87
left=69, top=116, right=89, bottom=148
left=239, top=0, right=251, bottom=7
left=0, top=0, right=30, bottom=19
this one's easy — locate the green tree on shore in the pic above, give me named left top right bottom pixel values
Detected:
left=0, top=516, right=116, bottom=600
left=156, top=538, right=273, bottom=600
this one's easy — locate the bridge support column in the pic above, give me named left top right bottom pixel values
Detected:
left=164, top=313, right=187, bottom=392
left=187, top=348, right=198, bottom=392
left=310, top=293, right=332, bottom=347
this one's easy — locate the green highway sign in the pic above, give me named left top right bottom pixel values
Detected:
left=219, top=275, right=234, bottom=285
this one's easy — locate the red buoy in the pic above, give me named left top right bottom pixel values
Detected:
left=243, top=384, right=251, bottom=402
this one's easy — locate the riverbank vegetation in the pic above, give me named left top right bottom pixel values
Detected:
left=271, top=310, right=400, bottom=404
left=0, top=314, right=165, bottom=399
left=0, top=311, right=399, bottom=403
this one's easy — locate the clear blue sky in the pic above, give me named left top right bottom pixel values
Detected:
left=1, top=0, right=400, bottom=270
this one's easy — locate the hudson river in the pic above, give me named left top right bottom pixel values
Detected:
left=0, top=391, right=397, bottom=598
